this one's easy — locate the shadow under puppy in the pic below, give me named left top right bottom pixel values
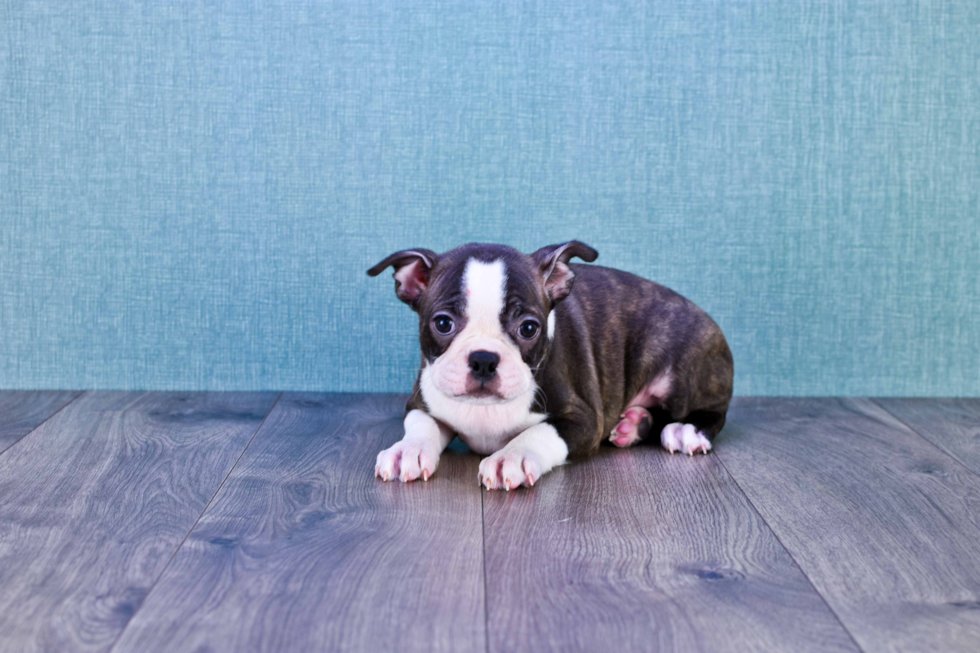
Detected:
left=368, top=242, right=733, bottom=490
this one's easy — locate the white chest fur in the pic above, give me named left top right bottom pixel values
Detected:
left=419, top=364, right=546, bottom=454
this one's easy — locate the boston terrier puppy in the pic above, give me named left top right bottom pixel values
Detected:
left=367, top=242, right=733, bottom=490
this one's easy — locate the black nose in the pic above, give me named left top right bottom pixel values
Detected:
left=468, top=350, right=500, bottom=382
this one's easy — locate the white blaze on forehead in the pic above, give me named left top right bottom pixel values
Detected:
left=463, top=258, right=506, bottom=333
left=547, top=310, right=555, bottom=340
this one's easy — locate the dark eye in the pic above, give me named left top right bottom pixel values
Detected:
left=433, top=314, right=455, bottom=335
left=518, top=319, right=539, bottom=339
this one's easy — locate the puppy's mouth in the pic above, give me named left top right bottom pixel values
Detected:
left=452, top=380, right=506, bottom=403
left=461, top=387, right=500, bottom=399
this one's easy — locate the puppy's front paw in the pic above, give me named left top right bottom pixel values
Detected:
left=479, top=448, right=542, bottom=491
left=375, top=440, right=440, bottom=483
left=660, top=422, right=712, bottom=456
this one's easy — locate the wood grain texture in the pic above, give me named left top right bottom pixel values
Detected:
left=483, top=443, right=859, bottom=652
left=0, top=391, right=279, bottom=653
left=717, top=398, right=980, bottom=653
left=0, top=390, right=81, bottom=454
left=874, top=398, right=980, bottom=477
left=113, top=393, right=486, bottom=653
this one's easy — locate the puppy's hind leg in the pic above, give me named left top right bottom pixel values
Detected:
left=608, top=372, right=672, bottom=448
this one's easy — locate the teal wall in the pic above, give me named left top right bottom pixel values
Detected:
left=2, top=1, right=978, bottom=396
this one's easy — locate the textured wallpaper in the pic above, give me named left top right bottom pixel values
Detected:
left=1, top=1, right=978, bottom=396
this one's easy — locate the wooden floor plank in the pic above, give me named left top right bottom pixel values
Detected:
left=0, top=391, right=279, bottom=653
left=483, top=441, right=859, bottom=652
left=717, top=398, right=980, bottom=653
left=112, top=393, right=486, bottom=653
left=0, top=391, right=81, bottom=455
left=874, top=398, right=980, bottom=478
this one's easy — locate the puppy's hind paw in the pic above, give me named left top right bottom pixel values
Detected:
left=609, top=406, right=652, bottom=448
left=660, top=423, right=712, bottom=456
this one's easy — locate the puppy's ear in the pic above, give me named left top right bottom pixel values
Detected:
left=530, top=241, right=598, bottom=305
left=367, top=249, right=439, bottom=309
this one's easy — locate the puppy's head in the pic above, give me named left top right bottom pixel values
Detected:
left=368, top=242, right=597, bottom=406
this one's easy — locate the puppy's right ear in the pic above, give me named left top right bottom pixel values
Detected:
left=367, top=249, right=439, bottom=309
left=531, top=241, right=598, bottom=305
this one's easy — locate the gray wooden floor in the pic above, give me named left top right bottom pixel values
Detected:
left=1, top=392, right=979, bottom=653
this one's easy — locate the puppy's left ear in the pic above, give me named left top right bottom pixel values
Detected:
left=367, top=248, right=439, bottom=310
left=531, top=241, right=598, bottom=305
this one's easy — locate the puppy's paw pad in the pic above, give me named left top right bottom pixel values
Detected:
left=609, top=406, right=652, bottom=448
left=479, top=449, right=541, bottom=491
left=660, top=423, right=712, bottom=456
left=375, top=441, right=439, bottom=483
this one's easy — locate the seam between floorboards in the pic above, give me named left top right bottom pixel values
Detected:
left=104, top=391, right=284, bottom=653
left=481, top=488, right=491, bottom=653
left=0, top=390, right=86, bottom=460
left=869, top=398, right=980, bottom=482
left=712, top=449, right=867, bottom=653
